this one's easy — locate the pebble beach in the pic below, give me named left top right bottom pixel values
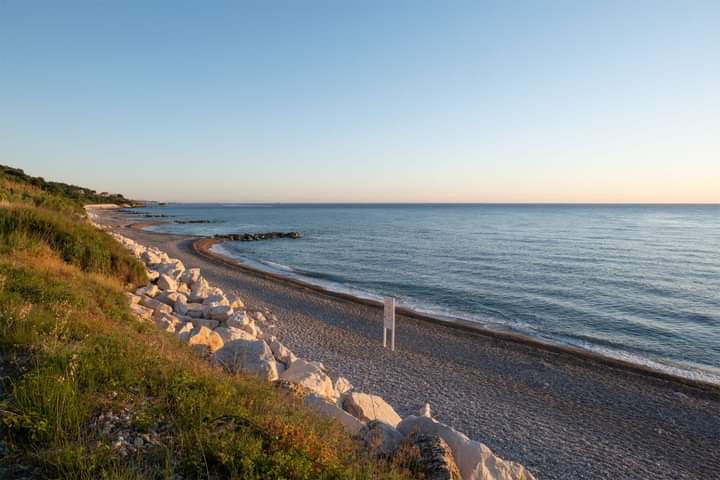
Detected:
left=96, top=208, right=720, bottom=480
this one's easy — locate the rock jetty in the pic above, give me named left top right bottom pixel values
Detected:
left=213, top=231, right=303, bottom=241
left=99, top=223, right=535, bottom=480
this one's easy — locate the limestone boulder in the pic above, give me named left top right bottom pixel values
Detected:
left=130, top=303, right=153, bottom=321
left=212, top=339, right=279, bottom=381
left=209, top=305, right=234, bottom=321
left=192, top=318, right=219, bottom=329
left=304, top=394, right=365, bottom=435
left=175, top=322, right=194, bottom=341
left=341, top=392, right=401, bottom=428
left=141, top=250, right=162, bottom=265
left=226, top=311, right=249, bottom=328
left=174, top=298, right=190, bottom=316
left=139, top=295, right=173, bottom=316
left=126, top=292, right=141, bottom=305
left=155, top=316, right=180, bottom=333
left=157, top=273, right=178, bottom=291
left=135, top=284, right=159, bottom=298
left=280, top=359, right=335, bottom=399
left=203, top=294, right=229, bottom=306
left=269, top=340, right=297, bottom=367
left=153, top=259, right=185, bottom=277
left=240, top=322, right=260, bottom=337
left=334, top=377, right=354, bottom=396
left=179, top=268, right=201, bottom=286
left=187, top=326, right=224, bottom=355
left=396, top=416, right=536, bottom=480
left=152, top=309, right=180, bottom=323
left=188, top=279, right=211, bottom=302
left=214, top=326, right=256, bottom=343
left=185, top=303, right=208, bottom=318
left=227, top=293, right=245, bottom=309
left=361, top=420, right=404, bottom=457
left=157, top=291, right=185, bottom=307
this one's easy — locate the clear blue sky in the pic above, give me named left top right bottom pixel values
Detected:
left=1, top=1, right=718, bottom=202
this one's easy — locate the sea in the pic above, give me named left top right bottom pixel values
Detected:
left=139, top=203, right=720, bottom=384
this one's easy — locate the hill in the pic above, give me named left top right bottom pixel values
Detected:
left=0, top=165, right=410, bottom=479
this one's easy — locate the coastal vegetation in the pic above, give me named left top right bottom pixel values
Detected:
left=0, top=166, right=410, bottom=479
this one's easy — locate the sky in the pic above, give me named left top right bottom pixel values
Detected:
left=1, top=1, right=718, bottom=203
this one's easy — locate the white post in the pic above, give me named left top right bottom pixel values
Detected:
left=384, top=296, right=396, bottom=351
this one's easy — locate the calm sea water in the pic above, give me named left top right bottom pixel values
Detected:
left=142, top=204, right=720, bottom=383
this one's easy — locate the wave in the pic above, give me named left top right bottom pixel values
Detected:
left=209, top=243, right=720, bottom=386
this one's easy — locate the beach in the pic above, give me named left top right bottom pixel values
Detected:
left=97, top=209, right=720, bottom=480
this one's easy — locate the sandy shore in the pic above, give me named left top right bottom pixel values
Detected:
left=97, top=209, right=720, bottom=480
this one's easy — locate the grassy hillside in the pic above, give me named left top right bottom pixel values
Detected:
left=0, top=165, right=135, bottom=212
left=0, top=167, right=411, bottom=479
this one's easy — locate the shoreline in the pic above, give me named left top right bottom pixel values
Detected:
left=98, top=210, right=720, bottom=479
left=192, top=235, right=719, bottom=394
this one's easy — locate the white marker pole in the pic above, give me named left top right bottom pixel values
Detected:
left=384, top=296, right=396, bottom=351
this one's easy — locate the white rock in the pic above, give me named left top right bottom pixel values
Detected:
left=135, top=284, right=159, bottom=298
left=203, top=294, right=229, bottom=306
left=153, top=259, right=185, bottom=276
left=259, top=332, right=276, bottom=343
left=175, top=322, right=194, bottom=341
left=157, top=273, right=178, bottom=291
left=187, top=326, right=224, bottom=355
left=130, top=303, right=153, bottom=320
left=155, top=316, right=179, bottom=333
left=226, top=311, right=249, bottom=328
left=334, top=377, right=354, bottom=396
left=139, top=296, right=173, bottom=316
left=145, top=270, right=160, bottom=281
left=341, top=392, right=402, bottom=428
left=185, top=303, right=208, bottom=318
left=252, top=311, right=267, bottom=323
left=208, top=286, right=225, bottom=297
left=152, top=309, right=180, bottom=324
left=214, top=326, right=256, bottom=343
left=180, top=268, right=201, bottom=286
left=209, top=305, right=234, bottom=321
left=360, top=421, right=404, bottom=456
left=174, top=298, right=189, bottom=316
left=420, top=403, right=432, bottom=417
left=270, top=340, right=297, bottom=367
left=397, top=416, right=536, bottom=480
left=240, top=322, right=259, bottom=337
left=280, top=359, right=335, bottom=400
left=126, top=292, right=141, bottom=305
left=304, top=394, right=365, bottom=435
left=141, top=250, right=162, bottom=265
left=212, top=339, right=279, bottom=381
left=227, top=293, right=245, bottom=309
left=192, top=318, right=219, bottom=330
left=188, top=278, right=210, bottom=302
left=177, top=282, right=190, bottom=295
left=157, top=291, right=185, bottom=307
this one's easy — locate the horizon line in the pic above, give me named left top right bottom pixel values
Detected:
left=137, top=201, right=720, bottom=206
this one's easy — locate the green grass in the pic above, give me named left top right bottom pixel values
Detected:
left=0, top=173, right=413, bottom=479
left=0, top=205, right=147, bottom=286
